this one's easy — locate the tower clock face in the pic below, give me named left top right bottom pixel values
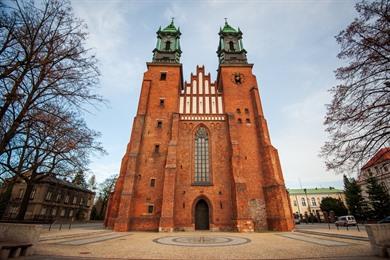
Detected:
left=231, top=73, right=245, bottom=85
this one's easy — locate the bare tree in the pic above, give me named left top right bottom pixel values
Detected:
left=0, top=0, right=102, bottom=156
left=0, top=104, right=104, bottom=220
left=321, top=0, right=390, bottom=173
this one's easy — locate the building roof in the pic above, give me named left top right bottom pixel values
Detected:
left=160, top=19, right=179, bottom=33
left=220, top=20, right=239, bottom=34
left=361, top=147, right=390, bottom=170
left=42, top=176, right=95, bottom=194
left=288, top=187, right=343, bottom=195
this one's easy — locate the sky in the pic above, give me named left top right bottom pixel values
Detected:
left=70, top=0, right=360, bottom=189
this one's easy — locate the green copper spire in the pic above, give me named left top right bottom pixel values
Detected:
left=217, top=19, right=247, bottom=64
left=221, top=18, right=237, bottom=33
left=152, top=19, right=182, bottom=63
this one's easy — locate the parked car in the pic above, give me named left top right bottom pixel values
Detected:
left=335, top=215, right=357, bottom=227
left=378, top=216, right=390, bottom=224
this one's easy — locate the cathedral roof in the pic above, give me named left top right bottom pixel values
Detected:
left=221, top=20, right=238, bottom=33
left=161, top=19, right=179, bottom=33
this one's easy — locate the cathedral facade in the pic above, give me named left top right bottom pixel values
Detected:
left=105, top=21, right=294, bottom=232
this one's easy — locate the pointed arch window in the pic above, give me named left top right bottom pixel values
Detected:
left=229, top=41, right=235, bottom=51
left=194, top=127, right=210, bottom=184
left=165, top=41, right=171, bottom=51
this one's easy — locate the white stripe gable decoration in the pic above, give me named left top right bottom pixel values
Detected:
left=179, top=65, right=224, bottom=116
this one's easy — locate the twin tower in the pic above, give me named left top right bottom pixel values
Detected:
left=105, top=20, right=294, bottom=232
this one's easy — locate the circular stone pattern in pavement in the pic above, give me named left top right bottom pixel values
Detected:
left=153, top=236, right=251, bottom=247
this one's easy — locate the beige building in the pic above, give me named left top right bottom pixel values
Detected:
left=288, top=187, right=346, bottom=217
left=357, top=147, right=390, bottom=198
left=0, top=176, right=95, bottom=221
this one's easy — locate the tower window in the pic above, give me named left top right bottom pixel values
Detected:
left=154, top=144, right=160, bottom=153
left=157, top=120, right=162, bottom=128
left=245, top=108, right=249, bottom=114
left=238, top=118, right=242, bottom=124
left=246, top=118, right=251, bottom=124
left=150, top=178, right=156, bottom=187
left=159, top=98, right=165, bottom=107
left=165, top=41, right=171, bottom=51
left=160, top=72, right=167, bottom=81
left=236, top=108, right=241, bottom=113
left=229, top=41, right=235, bottom=51
left=147, top=205, right=154, bottom=214
left=194, top=127, right=210, bottom=184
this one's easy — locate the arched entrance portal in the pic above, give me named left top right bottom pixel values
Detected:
left=195, top=199, right=210, bottom=230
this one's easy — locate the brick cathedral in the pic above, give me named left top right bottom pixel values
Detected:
left=105, top=20, right=294, bottom=232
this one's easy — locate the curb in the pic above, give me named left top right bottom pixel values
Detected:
left=294, top=229, right=369, bottom=241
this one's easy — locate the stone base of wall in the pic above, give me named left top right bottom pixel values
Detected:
left=0, top=223, right=42, bottom=256
left=365, top=224, right=390, bottom=258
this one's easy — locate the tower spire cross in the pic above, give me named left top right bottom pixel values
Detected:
left=224, top=18, right=228, bottom=24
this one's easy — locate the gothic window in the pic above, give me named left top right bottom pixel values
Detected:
left=194, top=127, right=210, bottom=184
left=301, top=198, right=306, bottom=206
left=160, top=72, right=167, bottom=80
left=311, top=197, right=316, bottom=206
left=229, top=41, right=235, bottom=51
left=165, top=41, right=171, bottom=51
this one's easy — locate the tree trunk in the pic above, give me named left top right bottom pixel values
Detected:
left=16, top=182, right=34, bottom=221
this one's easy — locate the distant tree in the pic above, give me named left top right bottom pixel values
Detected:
left=320, top=197, right=348, bottom=216
left=87, top=174, right=97, bottom=191
left=321, top=0, right=390, bottom=173
left=72, top=170, right=88, bottom=189
left=0, top=106, right=104, bottom=220
left=98, top=175, right=117, bottom=219
left=0, top=0, right=105, bottom=220
left=366, top=176, right=390, bottom=219
left=343, top=175, right=367, bottom=220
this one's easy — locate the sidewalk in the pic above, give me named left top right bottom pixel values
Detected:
left=29, top=225, right=378, bottom=259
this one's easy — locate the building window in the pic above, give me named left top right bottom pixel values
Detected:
left=236, top=108, right=241, bottom=114
left=150, top=178, right=156, bottom=187
left=293, top=200, right=297, bottom=206
left=237, top=118, right=242, bottom=124
left=87, top=197, right=92, bottom=206
left=246, top=118, right=251, bottom=124
left=73, top=196, right=77, bottom=204
left=154, top=144, right=160, bottom=153
left=301, top=198, right=306, bottom=206
left=245, top=108, right=249, bottom=114
left=311, top=197, right=316, bottom=206
left=383, top=164, right=389, bottom=172
left=30, top=189, right=36, bottom=200
left=60, top=209, right=65, bottom=217
left=147, top=205, right=154, bottom=214
left=64, top=195, right=69, bottom=204
left=41, top=207, right=47, bottom=215
left=165, top=41, right=171, bottom=51
left=157, top=120, right=162, bottom=128
left=52, top=208, right=57, bottom=216
left=45, top=191, right=52, bottom=201
left=56, top=194, right=61, bottom=202
left=80, top=197, right=84, bottom=205
left=194, top=127, right=210, bottom=184
left=229, top=41, right=235, bottom=51
left=159, top=98, right=165, bottom=107
left=69, top=209, right=74, bottom=217
left=160, top=72, right=167, bottom=81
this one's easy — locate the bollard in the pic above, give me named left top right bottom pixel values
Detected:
left=346, top=225, right=349, bottom=231
left=49, top=223, right=52, bottom=231
left=69, top=222, right=72, bottom=230
left=59, top=223, right=62, bottom=230
left=356, top=223, right=360, bottom=232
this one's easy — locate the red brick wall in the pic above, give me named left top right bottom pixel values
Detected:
left=106, top=63, right=293, bottom=232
